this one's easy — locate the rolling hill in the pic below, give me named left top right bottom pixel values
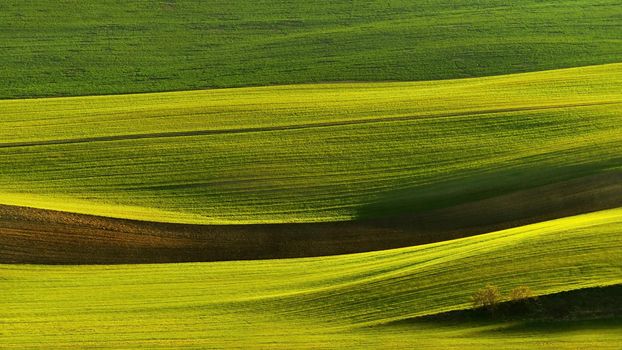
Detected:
left=2, top=208, right=622, bottom=348
left=2, top=169, right=620, bottom=264
left=1, top=1, right=621, bottom=348
left=1, top=63, right=620, bottom=263
left=1, top=63, right=621, bottom=226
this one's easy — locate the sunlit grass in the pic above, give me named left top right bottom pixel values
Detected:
left=1, top=64, right=621, bottom=223
left=2, top=208, right=621, bottom=348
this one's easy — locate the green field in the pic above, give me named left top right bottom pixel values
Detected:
left=1, top=0, right=621, bottom=98
left=2, top=209, right=622, bottom=348
left=1, top=63, right=621, bottom=224
left=2, top=0, right=621, bottom=348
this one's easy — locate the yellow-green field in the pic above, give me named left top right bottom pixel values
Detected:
left=2, top=2, right=622, bottom=346
left=2, top=208, right=622, bottom=348
left=1, top=63, right=621, bottom=224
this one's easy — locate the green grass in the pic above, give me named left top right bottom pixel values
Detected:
left=1, top=63, right=621, bottom=223
left=2, top=208, right=622, bottom=349
left=3, top=1, right=621, bottom=347
left=1, top=0, right=621, bottom=98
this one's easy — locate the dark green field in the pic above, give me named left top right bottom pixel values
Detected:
left=1, top=0, right=621, bottom=98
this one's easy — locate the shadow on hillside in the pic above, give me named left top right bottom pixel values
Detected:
left=355, top=166, right=622, bottom=237
left=1, top=169, right=621, bottom=264
left=383, top=284, right=622, bottom=332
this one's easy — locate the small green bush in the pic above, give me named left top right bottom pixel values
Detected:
left=471, top=284, right=502, bottom=310
left=508, top=286, right=534, bottom=301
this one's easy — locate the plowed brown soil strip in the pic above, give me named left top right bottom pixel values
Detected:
left=1, top=172, right=620, bottom=264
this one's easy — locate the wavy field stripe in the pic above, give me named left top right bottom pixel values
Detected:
left=2, top=208, right=621, bottom=348
left=1, top=63, right=621, bottom=224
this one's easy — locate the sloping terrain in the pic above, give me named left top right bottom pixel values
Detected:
left=2, top=208, right=622, bottom=348
left=2, top=1, right=621, bottom=349
left=1, top=0, right=621, bottom=98
left=2, top=64, right=621, bottom=227
left=408, top=284, right=622, bottom=323
left=1, top=171, right=621, bottom=264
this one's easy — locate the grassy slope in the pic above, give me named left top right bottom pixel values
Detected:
left=2, top=208, right=622, bottom=349
left=2, top=1, right=620, bottom=348
left=2, top=172, right=622, bottom=264
left=1, top=64, right=621, bottom=224
left=412, top=284, right=622, bottom=322
left=1, top=0, right=621, bottom=98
